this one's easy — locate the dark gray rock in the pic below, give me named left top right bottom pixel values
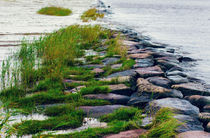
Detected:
left=134, top=58, right=154, bottom=68
left=106, top=69, right=136, bottom=78
left=81, top=64, right=105, bottom=69
left=102, top=57, right=120, bottom=65
left=135, top=66, right=164, bottom=78
left=141, top=41, right=166, bottom=48
left=146, top=98, right=200, bottom=116
left=109, top=84, right=132, bottom=96
left=79, top=105, right=127, bottom=118
left=83, top=93, right=130, bottom=105
left=174, top=114, right=204, bottom=133
left=167, top=70, right=187, bottom=77
left=157, top=59, right=181, bottom=71
left=127, top=92, right=151, bottom=107
left=147, top=77, right=171, bottom=88
left=203, top=105, right=210, bottom=112
left=178, top=56, right=196, bottom=62
left=167, top=75, right=189, bottom=84
left=166, top=48, right=175, bottom=53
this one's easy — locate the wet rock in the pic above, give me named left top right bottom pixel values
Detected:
left=185, top=95, right=210, bottom=109
left=157, top=59, right=181, bottom=71
left=137, top=78, right=183, bottom=99
left=102, top=57, right=120, bottom=65
left=106, top=69, right=136, bottom=78
left=203, top=105, right=210, bottom=112
left=127, top=92, right=151, bottom=107
left=146, top=98, right=199, bottom=116
left=166, top=48, right=175, bottom=53
left=147, top=76, right=171, bottom=88
left=167, top=70, right=187, bottom=77
left=177, top=131, right=210, bottom=138
left=199, top=112, right=210, bottom=123
left=79, top=105, right=127, bottom=118
left=172, top=83, right=210, bottom=96
left=128, top=53, right=152, bottom=59
left=64, top=86, right=85, bottom=94
left=134, top=58, right=154, bottom=68
left=141, top=41, right=166, bottom=48
left=178, top=56, right=196, bottom=62
left=104, top=129, right=147, bottom=138
left=174, top=114, right=204, bottom=132
left=109, top=84, right=132, bottom=96
left=81, top=64, right=105, bottom=69
left=135, top=66, right=164, bottom=78
left=111, top=64, right=122, bottom=69
left=83, top=93, right=130, bottom=105
left=167, top=75, right=189, bottom=84
left=92, top=68, right=104, bottom=76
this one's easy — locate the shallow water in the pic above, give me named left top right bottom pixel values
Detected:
left=102, top=0, right=210, bottom=84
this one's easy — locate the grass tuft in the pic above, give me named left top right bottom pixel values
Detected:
left=81, top=8, right=104, bottom=22
left=37, top=7, right=72, bottom=16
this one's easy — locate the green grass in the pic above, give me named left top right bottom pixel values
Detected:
left=143, top=108, right=181, bottom=138
left=80, top=86, right=110, bottom=95
left=81, top=8, right=104, bottom=22
left=37, top=7, right=72, bottom=16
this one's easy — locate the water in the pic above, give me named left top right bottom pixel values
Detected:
left=102, top=0, right=210, bottom=84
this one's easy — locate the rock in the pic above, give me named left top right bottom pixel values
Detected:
left=172, top=83, right=210, bottom=96
left=141, top=41, right=166, bottom=48
left=174, top=114, right=204, bottom=132
left=134, top=58, right=154, bottom=68
left=178, top=56, right=196, bottom=62
left=122, top=40, right=139, bottom=47
left=103, top=129, right=147, bottom=138
left=203, top=105, right=210, bottom=112
left=79, top=105, right=127, bottom=118
left=102, top=57, right=120, bottom=65
left=83, top=93, right=130, bottom=105
left=167, top=70, right=187, bottom=77
left=127, top=49, right=151, bottom=54
left=128, top=53, right=152, bottom=59
left=146, top=98, right=200, bottom=116
left=81, top=64, right=105, bottom=69
left=64, top=86, right=85, bottom=94
left=85, top=50, right=98, bottom=56
left=185, top=95, right=210, bottom=109
left=106, top=69, right=136, bottom=78
left=63, top=79, right=85, bottom=84
left=147, top=77, right=171, bottom=88
left=108, top=84, right=132, bottom=96
left=111, top=64, right=122, bottom=69
left=177, top=131, right=210, bottom=138
left=206, top=122, right=210, bottom=132
left=135, top=66, right=164, bottom=78
left=101, top=76, right=131, bottom=83
left=199, top=112, right=210, bottom=123
left=166, top=48, right=175, bottom=53
left=167, top=75, right=189, bottom=84
left=92, top=68, right=104, bottom=76
left=157, top=59, right=181, bottom=71
left=141, top=115, right=153, bottom=127
left=127, top=92, right=151, bottom=107
left=137, top=78, right=183, bottom=99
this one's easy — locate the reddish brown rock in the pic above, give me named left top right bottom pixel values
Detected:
left=172, top=83, right=210, bottom=96
left=83, top=93, right=130, bottom=105
left=129, top=53, right=152, bottom=59
left=199, top=112, right=210, bottom=123
left=103, top=129, right=147, bottom=138
left=108, top=84, right=132, bottom=96
left=177, top=131, right=210, bottom=138
left=207, top=122, right=210, bottom=132
left=185, top=95, right=210, bottom=109
left=135, top=66, right=164, bottom=78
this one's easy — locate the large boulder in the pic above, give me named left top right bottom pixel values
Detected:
left=137, top=78, right=183, bottom=99
left=174, top=114, right=204, bottom=132
left=177, top=131, right=210, bottom=138
left=135, top=66, right=164, bottom=78
left=83, top=93, right=130, bottom=105
left=145, top=98, right=199, bottom=116
left=104, top=129, right=147, bottom=138
left=79, top=105, right=127, bottom=118
left=108, top=84, right=132, bottom=96
left=147, top=76, right=171, bottom=88
left=185, top=95, right=210, bottom=109
left=172, top=83, right=210, bottom=96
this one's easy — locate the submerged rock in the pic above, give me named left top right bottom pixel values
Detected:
left=135, top=66, right=164, bottom=78
left=174, top=114, right=204, bottom=132
left=146, top=98, right=199, bottom=116
left=104, top=129, right=147, bottom=138
left=172, top=83, right=210, bottom=96
left=79, top=105, right=127, bottom=118
left=108, top=84, right=132, bottom=96
left=177, top=131, right=210, bottom=138
left=83, top=93, right=130, bottom=105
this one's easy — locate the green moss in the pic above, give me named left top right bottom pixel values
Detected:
left=80, top=86, right=110, bottom=95
left=81, top=8, right=104, bottom=22
left=100, top=107, right=142, bottom=122
left=37, top=7, right=72, bottom=16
